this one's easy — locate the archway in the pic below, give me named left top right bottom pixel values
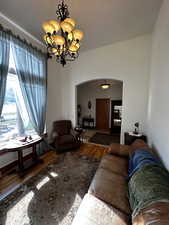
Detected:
left=75, top=78, right=123, bottom=144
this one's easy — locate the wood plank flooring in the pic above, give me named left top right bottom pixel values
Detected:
left=0, top=143, right=109, bottom=200
left=77, top=143, right=109, bottom=158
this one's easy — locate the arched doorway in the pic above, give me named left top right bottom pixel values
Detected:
left=75, top=79, right=123, bottom=144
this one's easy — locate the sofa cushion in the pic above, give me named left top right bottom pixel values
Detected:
left=108, top=144, right=130, bottom=157
left=99, top=154, right=128, bottom=177
left=53, top=120, right=72, bottom=135
left=88, top=167, right=131, bottom=215
left=59, top=134, right=75, bottom=145
left=132, top=202, right=169, bottom=225
left=72, top=194, right=130, bottom=225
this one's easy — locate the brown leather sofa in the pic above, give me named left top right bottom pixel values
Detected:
left=50, top=120, right=81, bottom=152
left=72, top=143, right=131, bottom=225
left=72, top=141, right=169, bottom=225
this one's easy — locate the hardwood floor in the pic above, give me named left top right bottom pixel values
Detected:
left=0, top=143, right=109, bottom=200
left=77, top=143, right=109, bottom=158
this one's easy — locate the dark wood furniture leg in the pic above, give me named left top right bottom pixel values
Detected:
left=18, top=150, right=24, bottom=175
left=32, top=144, right=38, bottom=163
left=32, top=144, right=43, bottom=164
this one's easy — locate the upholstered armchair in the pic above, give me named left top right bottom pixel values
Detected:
left=50, top=120, right=81, bottom=152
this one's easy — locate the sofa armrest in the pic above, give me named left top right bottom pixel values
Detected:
left=50, top=131, right=59, bottom=146
left=72, top=194, right=130, bottom=225
left=130, top=139, right=152, bottom=155
left=108, top=143, right=131, bottom=157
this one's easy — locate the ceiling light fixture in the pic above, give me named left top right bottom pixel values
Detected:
left=42, top=0, right=84, bottom=67
left=100, top=81, right=111, bottom=89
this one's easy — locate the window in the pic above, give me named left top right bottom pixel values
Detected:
left=0, top=50, right=37, bottom=149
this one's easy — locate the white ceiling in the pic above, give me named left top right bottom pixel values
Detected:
left=0, top=0, right=163, bottom=51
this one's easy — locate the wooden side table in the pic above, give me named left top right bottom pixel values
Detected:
left=0, top=137, right=43, bottom=176
left=124, top=132, right=147, bottom=145
left=74, top=127, right=85, bottom=143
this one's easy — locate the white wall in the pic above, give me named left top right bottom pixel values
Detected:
left=46, top=58, right=62, bottom=135
left=58, top=34, right=152, bottom=143
left=0, top=13, right=59, bottom=168
left=148, top=0, right=169, bottom=169
left=77, top=81, right=122, bottom=127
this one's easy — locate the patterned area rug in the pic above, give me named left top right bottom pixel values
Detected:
left=0, top=152, right=100, bottom=225
left=89, top=132, right=120, bottom=145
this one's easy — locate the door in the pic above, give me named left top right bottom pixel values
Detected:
left=111, top=100, right=122, bottom=134
left=96, top=99, right=110, bottom=131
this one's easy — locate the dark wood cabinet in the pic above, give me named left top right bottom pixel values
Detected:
left=124, top=132, right=147, bottom=145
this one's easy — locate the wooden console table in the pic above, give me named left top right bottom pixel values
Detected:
left=124, top=132, right=147, bottom=145
left=0, top=138, right=43, bottom=176
left=82, top=117, right=94, bottom=129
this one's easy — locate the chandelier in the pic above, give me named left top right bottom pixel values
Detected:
left=42, top=0, right=84, bottom=67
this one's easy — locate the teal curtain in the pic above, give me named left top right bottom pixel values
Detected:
left=11, top=36, right=47, bottom=153
left=0, top=27, right=10, bottom=116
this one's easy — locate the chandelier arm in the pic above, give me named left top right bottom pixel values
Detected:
left=64, top=32, right=77, bottom=52
left=66, top=52, right=79, bottom=61
left=69, top=31, right=76, bottom=46
left=49, top=35, right=53, bottom=46
left=67, top=50, right=79, bottom=59
left=68, top=31, right=76, bottom=47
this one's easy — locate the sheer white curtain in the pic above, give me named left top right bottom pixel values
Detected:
left=0, top=27, right=10, bottom=116
left=11, top=36, right=48, bottom=154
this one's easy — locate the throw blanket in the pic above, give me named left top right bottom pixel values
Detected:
left=128, top=164, right=169, bottom=218
left=128, top=149, right=162, bottom=178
